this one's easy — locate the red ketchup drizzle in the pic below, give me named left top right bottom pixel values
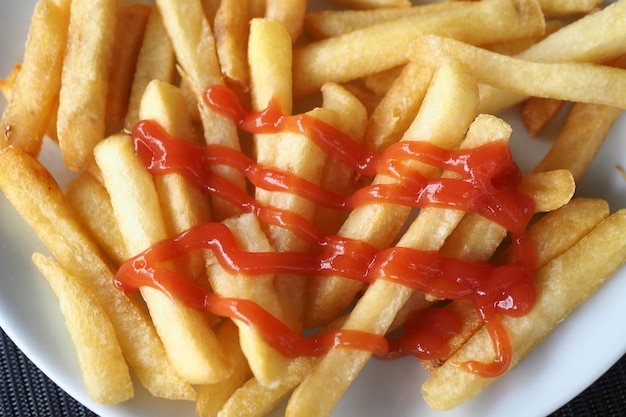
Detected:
left=115, top=84, right=537, bottom=378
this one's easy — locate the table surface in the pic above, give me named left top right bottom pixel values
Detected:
left=1, top=327, right=624, bottom=417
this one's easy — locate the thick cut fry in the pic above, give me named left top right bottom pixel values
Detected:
left=33, top=253, right=133, bottom=405
left=57, top=0, right=117, bottom=172
left=214, top=0, right=250, bottom=95
left=306, top=60, right=478, bottom=327
left=105, top=4, right=151, bottom=125
left=0, top=0, right=68, bottom=156
left=293, top=0, right=545, bottom=97
left=124, top=7, right=176, bottom=130
left=65, top=173, right=128, bottom=266
left=156, top=0, right=244, bottom=219
left=409, top=35, right=626, bottom=110
left=533, top=102, right=623, bottom=181
left=196, top=320, right=252, bottom=417
left=422, top=209, right=626, bottom=410
left=0, top=146, right=194, bottom=400
left=94, top=134, right=231, bottom=385
left=139, top=79, right=212, bottom=282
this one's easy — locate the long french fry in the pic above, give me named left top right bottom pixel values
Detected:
left=409, top=35, right=626, bottom=110
left=57, top=0, right=117, bottom=172
left=0, top=145, right=194, bottom=400
left=265, top=0, right=307, bottom=41
left=214, top=0, right=251, bottom=94
left=293, top=0, right=545, bottom=97
left=0, top=0, right=69, bottom=156
left=33, top=253, right=134, bottom=404
left=422, top=209, right=626, bottom=410
left=94, top=134, right=231, bottom=385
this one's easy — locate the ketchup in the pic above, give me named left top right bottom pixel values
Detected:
left=115, top=84, right=537, bottom=377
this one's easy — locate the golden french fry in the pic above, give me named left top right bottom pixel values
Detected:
left=0, top=145, right=194, bottom=400
left=422, top=209, right=626, bottom=410
left=0, top=0, right=69, bottom=156
left=156, top=0, right=244, bottom=219
left=293, top=0, right=545, bottom=97
left=533, top=102, right=623, bottom=181
left=33, top=253, right=134, bottom=404
left=329, top=0, right=411, bottom=9
left=409, top=35, right=626, bottom=109
left=214, top=0, right=251, bottom=94
left=65, top=173, right=128, bottom=266
left=138, top=79, right=212, bottom=282
left=304, top=2, right=473, bottom=40
left=105, top=4, right=151, bottom=126
left=196, top=320, right=252, bottom=417
left=124, top=6, right=177, bottom=131
left=57, top=0, right=117, bottom=171
left=536, top=0, right=602, bottom=17
left=0, top=64, right=20, bottom=99
left=94, top=133, right=231, bottom=385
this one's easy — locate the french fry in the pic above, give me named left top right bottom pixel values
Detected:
left=306, top=60, right=478, bottom=327
left=196, top=320, right=252, bottom=417
left=94, top=133, right=231, bottom=385
left=105, top=4, right=151, bottom=126
left=138, top=79, right=212, bottom=282
left=57, top=0, right=117, bottom=172
left=409, top=35, right=626, bottom=110
left=421, top=209, right=626, bottom=410
left=206, top=214, right=289, bottom=386
left=124, top=6, right=177, bottom=131
left=0, top=64, right=20, bottom=99
left=329, top=0, right=411, bottom=9
left=304, top=2, right=474, bottom=40
left=293, top=0, right=545, bottom=97
left=214, top=0, right=251, bottom=95
left=65, top=173, right=128, bottom=266
left=0, top=145, right=194, bottom=400
left=0, top=0, right=69, bottom=156
left=533, top=102, right=623, bottom=181
left=156, top=0, right=244, bottom=219
left=536, top=0, right=602, bottom=17
left=33, top=253, right=133, bottom=405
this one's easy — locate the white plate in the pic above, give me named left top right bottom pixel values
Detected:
left=1, top=1, right=625, bottom=416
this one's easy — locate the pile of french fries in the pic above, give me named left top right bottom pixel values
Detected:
left=2, top=0, right=626, bottom=415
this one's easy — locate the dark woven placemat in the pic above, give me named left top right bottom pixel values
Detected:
left=1, top=327, right=624, bottom=417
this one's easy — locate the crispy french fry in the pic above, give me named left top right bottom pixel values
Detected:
left=422, top=209, right=626, bottom=410
left=0, top=0, right=69, bottom=156
left=94, top=133, right=231, bottom=385
left=156, top=0, right=244, bottom=219
left=533, top=102, right=623, bottom=181
left=293, top=0, right=545, bottom=97
left=65, top=173, right=128, bottom=266
left=33, top=253, right=134, bottom=404
left=0, top=145, right=194, bottom=400
left=214, top=0, right=251, bottom=94
left=304, top=2, right=473, bottom=40
left=409, top=35, right=626, bottom=110
left=57, top=0, right=117, bottom=172
left=138, top=79, right=212, bottom=282
left=105, top=4, right=151, bottom=126
left=196, top=320, right=252, bottom=417
left=124, top=7, right=177, bottom=131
